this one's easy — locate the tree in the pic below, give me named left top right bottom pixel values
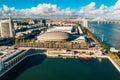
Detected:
left=15, top=38, right=19, bottom=44
left=15, top=38, right=19, bottom=47
left=31, top=39, right=36, bottom=47
left=26, top=39, right=30, bottom=47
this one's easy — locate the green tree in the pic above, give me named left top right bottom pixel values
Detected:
left=26, top=39, right=30, bottom=46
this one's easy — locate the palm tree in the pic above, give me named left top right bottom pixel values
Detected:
left=15, top=38, right=19, bottom=47
left=26, top=39, right=30, bottom=47
left=31, top=39, right=36, bottom=47
left=37, top=40, right=40, bottom=47
left=15, top=38, right=19, bottom=44
left=71, top=42, right=74, bottom=49
left=44, top=41, right=48, bottom=48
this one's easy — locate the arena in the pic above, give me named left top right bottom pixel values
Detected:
left=37, top=31, right=70, bottom=41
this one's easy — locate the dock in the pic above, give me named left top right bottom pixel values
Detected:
left=45, top=49, right=120, bottom=73
left=0, top=47, right=120, bottom=78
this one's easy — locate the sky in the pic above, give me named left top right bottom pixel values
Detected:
left=0, top=0, right=120, bottom=19
left=0, top=0, right=117, bottom=9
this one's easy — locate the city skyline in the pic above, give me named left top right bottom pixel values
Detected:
left=0, top=0, right=120, bottom=19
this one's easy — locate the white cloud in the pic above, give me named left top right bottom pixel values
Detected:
left=0, top=1, right=120, bottom=19
left=29, top=3, right=60, bottom=15
left=81, top=2, right=96, bottom=11
left=114, top=0, right=120, bottom=9
left=3, top=5, right=14, bottom=14
left=99, top=4, right=108, bottom=10
left=79, top=1, right=120, bottom=20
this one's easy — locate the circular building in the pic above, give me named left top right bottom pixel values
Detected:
left=37, top=31, right=69, bottom=41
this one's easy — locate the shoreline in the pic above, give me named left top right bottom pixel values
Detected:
left=18, top=48, right=120, bottom=72
left=1, top=48, right=120, bottom=78
left=45, top=51, right=120, bottom=72
left=83, top=26, right=120, bottom=73
left=97, top=55, right=120, bottom=72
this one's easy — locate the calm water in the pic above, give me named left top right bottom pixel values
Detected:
left=88, top=22, right=120, bottom=49
left=1, top=23, right=120, bottom=80
left=1, top=54, right=120, bottom=80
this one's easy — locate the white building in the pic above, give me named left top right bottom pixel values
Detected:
left=72, top=36, right=86, bottom=43
left=47, top=26, right=78, bottom=34
left=0, top=17, right=15, bottom=38
left=80, top=18, right=88, bottom=28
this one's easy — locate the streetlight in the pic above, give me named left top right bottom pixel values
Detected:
left=101, top=34, right=104, bottom=42
left=92, top=28, right=94, bottom=33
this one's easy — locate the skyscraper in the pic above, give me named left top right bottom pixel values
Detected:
left=0, top=17, right=15, bottom=38
left=41, top=19, right=46, bottom=26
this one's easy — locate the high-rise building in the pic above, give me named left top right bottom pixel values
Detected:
left=41, top=19, right=46, bottom=26
left=82, top=18, right=88, bottom=28
left=0, top=17, right=15, bottom=38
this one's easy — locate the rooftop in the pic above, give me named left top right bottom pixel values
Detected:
left=37, top=31, right=69, bottom=41
left=47, top=26, right=77, bottom=34
left=0, top=46, right=21, bottom=61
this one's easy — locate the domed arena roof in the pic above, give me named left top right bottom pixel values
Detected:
left=37, top=31, right=69, bottom=41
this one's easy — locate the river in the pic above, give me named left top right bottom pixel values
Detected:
left=88, top=22, right=120, bottom=50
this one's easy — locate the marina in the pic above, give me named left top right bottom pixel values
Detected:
left=1, top=55, right=120, bottom=80
left=1, top=47, right=120, bottom=79
left=15, top=57, right=120, bottom=80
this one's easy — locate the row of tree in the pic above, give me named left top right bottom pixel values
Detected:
left=15, top=38, right=88, bottom=49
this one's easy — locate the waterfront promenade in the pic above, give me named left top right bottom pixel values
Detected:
left=45, top=49, right=120, bottom=72
left=18, top=46, right=120, bottom=73
left=98, top=55, right=120, bottom=72
left=1, top=47, right=120, bottom=78
left=81, top=25, right=120, bottom=73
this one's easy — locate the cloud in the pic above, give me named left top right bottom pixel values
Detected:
left=113, top=0, right=120, bottom=9
left=0, top=1, right=120, bottom=20
left=0, top=4, right=79, bottom=18
left=79, top=1, right=120, bottom=20
left=2, top=5, right=15, bottom=16
left=81, top=2, right=96, bottom=11
left=99, top=4, right=108, bottom=10
left=28, top=3, right=60, bottom=15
